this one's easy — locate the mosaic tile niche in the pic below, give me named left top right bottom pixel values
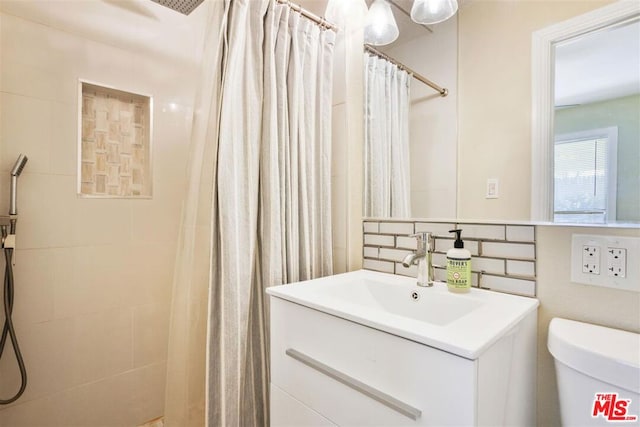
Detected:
left=79, top=82, right=152, bottom=197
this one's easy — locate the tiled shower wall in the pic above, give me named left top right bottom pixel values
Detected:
left=0, top=10, right=203, bottom=426
left=363, top=219, right=537, bottom=297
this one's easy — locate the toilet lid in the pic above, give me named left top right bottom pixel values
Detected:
left=548, top=317, right=640, bottom=394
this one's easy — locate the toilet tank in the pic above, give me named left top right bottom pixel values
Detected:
left=548, top=318, right=640, bottom=426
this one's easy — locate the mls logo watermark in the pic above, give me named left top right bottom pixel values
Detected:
left=592, top=393, right=638, bottom=422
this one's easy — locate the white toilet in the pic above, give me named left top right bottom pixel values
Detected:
left=548, top=318, right=640, bottom=426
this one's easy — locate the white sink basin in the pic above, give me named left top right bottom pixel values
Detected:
left=318, top=277, right=484, bottom=326
left=266, top=269, right=539, bottom=359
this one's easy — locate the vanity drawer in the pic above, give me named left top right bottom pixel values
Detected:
left=271, top=383, right=336, bottom=427
left=270, top=298, right=476, bottom=426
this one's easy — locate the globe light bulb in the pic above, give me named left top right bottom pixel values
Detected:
left=364, top=0, right=399, bottom=46
left=411, top=0, right=458, bottom=25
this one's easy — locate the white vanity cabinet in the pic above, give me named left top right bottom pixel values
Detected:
left=267, top=271, right=538, bottom=427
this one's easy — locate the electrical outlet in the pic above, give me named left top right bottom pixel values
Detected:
left=571, top=234, right=640, bottom=292
left=607, top=247, right=627, bottom=278
left=582, top=245, right=600, bottom=274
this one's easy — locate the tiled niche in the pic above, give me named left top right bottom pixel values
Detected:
left=79, top=81, right=152, bottom=197
left=363, top=219, right=537, bottom=297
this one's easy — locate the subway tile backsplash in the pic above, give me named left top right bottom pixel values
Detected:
left=362, top=219, right=537, bottom=297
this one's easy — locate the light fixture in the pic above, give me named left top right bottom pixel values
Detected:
left=411, top=0, right=458, bottom=25
left=364, top=0, right=399, bottom=46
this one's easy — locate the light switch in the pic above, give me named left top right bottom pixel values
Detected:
left=486, top=178, right=499, bottom=199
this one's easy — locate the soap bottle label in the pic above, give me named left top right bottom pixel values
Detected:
left=446, top=258, right=471, bottom=289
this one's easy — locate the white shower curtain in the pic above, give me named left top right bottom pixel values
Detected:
left=364, top=54, right=411, bottom=218
left=165, top=1, right=335, bottom=426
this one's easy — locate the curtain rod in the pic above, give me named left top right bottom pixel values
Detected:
left=275, top=0, right=339, bottom=32
left=364, top=44, right=448, bottom=97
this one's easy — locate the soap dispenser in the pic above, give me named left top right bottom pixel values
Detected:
left=446, top=229, right=471, bottom=293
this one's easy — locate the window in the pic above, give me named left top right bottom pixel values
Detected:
left=554, top=127, right=618, bottom=223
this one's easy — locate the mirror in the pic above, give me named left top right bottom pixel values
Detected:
left=363, top=0, right=639, bottom=225
left=553, top=18, right=639, bottom=224
left=363, top=0, right=457, bottom=219
left=532, top=2, right=640, bottom=225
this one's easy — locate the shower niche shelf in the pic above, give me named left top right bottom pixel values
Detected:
left=78, top=81, right=153, bottom=198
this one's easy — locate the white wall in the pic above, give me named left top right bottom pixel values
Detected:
left=457, top=0, right=614, bottom=220
left=384, top=16, right=458, bottom=219
left=0, top=2, right=204, bottom=424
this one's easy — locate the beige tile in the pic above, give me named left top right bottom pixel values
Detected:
left=129, top=362, right=167, bottom=425
left=506, top=260, right=536, bottom=277
left=363, top=246, right=379, bottom=258
left=432, top=252, right=448, bottom=268
left=415, top=222, right=456, bottom=237
left=0, top=392, right=71, bottom=427
left=457, top=224, right=506, bottom=241
left=482, top=242, right=536, bottom=259
left=506, top=225, right=536, bottom=242
left=16, top=174, right=76, bottom=249
left=363, top=221, right=379, bottom=233
left=379, top=247, right=410, bottom=262
left=470, top=256, right=505, bottom=275
left=71, top=198, right=132, bottom=247
left=434, top=238, right=479, bottom=256
left=10, top=173, right=51, bottom=249
left=0, top=14, right=82, bottom=79
left=50, top=102, right=78, bottom=176
left=45, top=174, right=77, bottom=248
left=482, top=275, right=536, bottom=297
left=133, top=303, right=169, bottom=368
left=72, top=308, right=133, bottom=385
left=379, top=222, right=414, bottom=235
left=396, top=235, right=418, bottom=250
left=125, top=243, right=175, bottom=308
left=0, top=318, right=75, bottom=403
left=0, top=60, right=65, bottom=103
left=138, top=417, right=165, bottom=427
left=395, top=262, right=417, bottom=278
left=1, top=93, right=52, bottom=174
left=81, top=161, right=94, bottom=182
left=53, top=245, right=128, bottom=319
left=10, top=248, right=56, bottom=325
left=363, top=259, right=394, bottom=274
left=363, top=234, right=394, bottom=247
left=67, top=370, right=136, bottom=426
left=131, top=198, right=181, bottom=245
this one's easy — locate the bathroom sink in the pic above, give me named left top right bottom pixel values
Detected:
left=317, top=278, right=484, bottom=326
left=266, top=269, right=539, bottom=359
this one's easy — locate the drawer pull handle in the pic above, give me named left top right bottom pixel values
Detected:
left=285, top=348, right=421, bottom=421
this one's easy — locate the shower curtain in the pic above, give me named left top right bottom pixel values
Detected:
left=364, top=53, right=411, bottom=217
left=165, top=1, right=335, bottom=426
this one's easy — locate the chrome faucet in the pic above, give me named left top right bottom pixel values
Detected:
left=402, top=232, right=435, bottom=287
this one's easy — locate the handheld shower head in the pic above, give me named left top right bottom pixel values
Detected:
left=9, top=154, right=28, bottom=216
left=11, top=154, right=28, bottom=177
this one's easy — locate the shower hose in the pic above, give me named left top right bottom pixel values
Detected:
left=0, top=225, right=27, bottom=404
